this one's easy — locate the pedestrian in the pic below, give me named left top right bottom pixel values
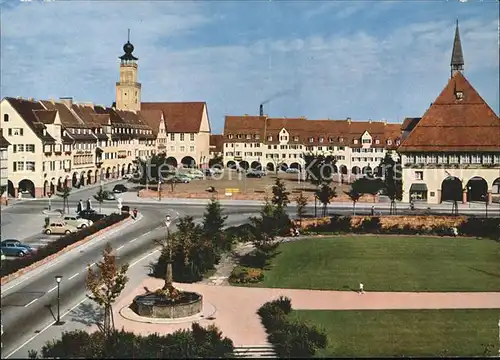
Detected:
left=371, top=206, right=375, bottom=216
left=132, top=208, right=138, bottom=220
left=451, top=226, right=458, bottom=237
left=359, top=282, right=364, bottom=294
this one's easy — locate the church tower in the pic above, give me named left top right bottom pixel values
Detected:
left=450, top=19, right=464, bottom=78
left=116, top=29, right=141, bottom=112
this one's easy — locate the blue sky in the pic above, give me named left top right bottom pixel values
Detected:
left=1, top=0, right=498, bottom=134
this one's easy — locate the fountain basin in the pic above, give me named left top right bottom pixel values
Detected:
left=132, top=291, right=203, bottom=318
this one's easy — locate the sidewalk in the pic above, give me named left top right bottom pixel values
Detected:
left=117, top=192, right=500, bottom=210
left=0, top=179, right=125, bottom=212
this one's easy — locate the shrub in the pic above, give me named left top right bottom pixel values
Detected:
left=229, top=266, right=264, bottom=284
left=257, top=298, right=327, bottom=358
left=38, top=323, right=234, bottom=359
left=272, top=321, right=328, bottom=358
left=1, top=213, right=129, bottom=278
left=359, top=217, right=381, bottom=233
left=268, top=296, right=292, bottom=315
left=329, top=215, right=352, bottom=233
left=239, top=249, right=270, bottom=269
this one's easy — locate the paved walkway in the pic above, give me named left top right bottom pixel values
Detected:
left=111, top=278, right=500, bottom=346
left=117, top=191, right=500, bottom=209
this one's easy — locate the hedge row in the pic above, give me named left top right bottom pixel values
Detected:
left=257, top=297, right=327, bottom=358
left=1, top=212, right=129, bottom=277
left=307, top=216, right=500, bottom=239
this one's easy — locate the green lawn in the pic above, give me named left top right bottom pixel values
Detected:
left=254, top=236, right=500, bottom=291
left=289, top=309, right=500, bottom=357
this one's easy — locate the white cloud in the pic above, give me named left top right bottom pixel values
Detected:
left=0, top=2, right=498, bottom=133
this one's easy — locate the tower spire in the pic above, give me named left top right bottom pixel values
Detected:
left=450, top=19, right=464, bottom=78
left=128, top=28, right=130, bottom=42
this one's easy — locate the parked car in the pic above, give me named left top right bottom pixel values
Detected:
left=78, top=209, right=106, bottom=222
left=184, top=171, right=204, bottom=180
left=113, top=184, right=128, bottom=193
left=252, top=169, right=267, bottom=177
left=122, top=174, right=132, bottom=180
left=173, top=175, right=191, bottom=183
left=61, top=215, right=93, bottom=229
left=103, top=191, right=116, bottom=200
left=44, top=221, right=78, bottom=235
left=1, top=239, right=35, bottom=257
left=246, top=171, right=263, bottom=178
left=286, top=168, right=300, bottom=174
left=1, top=249, right=5, bottom=261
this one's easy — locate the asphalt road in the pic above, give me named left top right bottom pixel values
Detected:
left=0, top=206, right=257, bottom=358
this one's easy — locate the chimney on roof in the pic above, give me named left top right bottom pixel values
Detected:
left=16, top=96, right=22, bottom=100
left=50, top=99, right=55, bottom=104
left=346, top=117, right=351, bottom=124
left=259, top=104, right=264, bottom=116
left=59, top=97, right=73, bottom=108
left=244, top=114, right=248, bottom=116
left=28, top=97, right=34, bottom=102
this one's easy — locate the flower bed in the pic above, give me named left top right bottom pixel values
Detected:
left=301, top=215, right=500, bottom=239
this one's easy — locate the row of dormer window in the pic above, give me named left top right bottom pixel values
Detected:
left=227, top=133, right=399, bottom=145
left=404, top=154, right=500, bottom=164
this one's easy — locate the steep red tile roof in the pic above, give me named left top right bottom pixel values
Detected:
left=401, top=117, right=421, bottom=132
left=32, top=110, right=57, bottom=124
left=137, top=110, right=164, bottom=136
left=209, top=134, right=224, bottom=153
left=40, top=100, right=87, bottom=127
left=399, top=72, right=500, bottom=152
left=141, top=102, right=205, bottom=133
left=223, top=115, right=401, bottom=148
left=5, top=97, right=55, bottom=143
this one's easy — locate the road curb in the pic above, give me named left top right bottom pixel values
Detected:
left=1, top=214, right=136, bottom=286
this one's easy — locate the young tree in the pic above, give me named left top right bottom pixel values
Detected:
left=58, top=185, right=71, bottom=214
left=351, top=177, right=385, bottom=201
left=249, top=200, right=281, bottom=255
left=202, top=199, right=229, bottom=252
left=93, top=185, right=109, bottom=214
left=272, top=178, right=290, bottom=210
left=379, top=151, right=403, bottom=214
left=345, top=189, right=361, bottom=215
left=155, top=216, right=217, bottom=284
left=316, top=184, right=337, bottom=217
left=295, top=192, right=309, bottom=226
left=208, top=155, right=223, bottom=168
left=302, top=153, right=337, bottom=187
left=86, top=243, right=129, bottom=339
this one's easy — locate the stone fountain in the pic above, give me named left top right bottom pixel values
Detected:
left=131, top=214, right=203, bottom=319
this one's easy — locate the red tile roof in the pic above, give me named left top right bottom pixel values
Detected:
left=399, top=72, right=500, bottom=152
left=401, top=117, right=421, bottom=132
left=223, top=115, right=401, bottom=147
left=32, top=110, right=57, bottom=124
left=40, top=100, right=87, bottom=127
left=5, top=97, right=56, bottom=143
left=141, top=102, right=205, bottom=133
left=209, top=134, right=224, bottom=153
left=137, top=109, right=164, bottom=136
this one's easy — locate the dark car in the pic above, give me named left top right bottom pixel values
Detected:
left=113, top=184, right=128, bottom=193
left=78, top=209, right=106, bottom=222
left=1, top=239, right=35, bottom=257
left=246, top=171, right=262, bottom=178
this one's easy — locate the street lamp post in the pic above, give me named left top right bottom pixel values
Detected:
left=54, top=275, right=64, bottom=325
left=164, top=215, right=173, bottom=288
left=48, top=192, right=52, bottom=211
